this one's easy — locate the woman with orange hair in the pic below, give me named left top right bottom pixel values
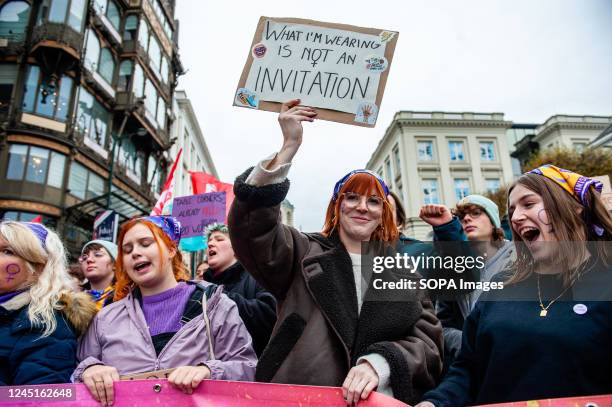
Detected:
left=228, top=100, right=443, bottom=406
left=73, top=216, right=256, bottom=406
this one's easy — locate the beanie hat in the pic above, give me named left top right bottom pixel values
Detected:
left=457, top=195, right=501, bottom=228
left=82, top=239, right=118, bottom=261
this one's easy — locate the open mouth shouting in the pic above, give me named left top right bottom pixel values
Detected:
left=133, top=260, right=152, bottom=274
left=519, top=226, right=541, bottom=243
left=208, top=248, right=217, bottom=259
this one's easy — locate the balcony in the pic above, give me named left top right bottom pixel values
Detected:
left=30, top=22, right=84, bottom=65
left=0, top=32, right=26, bottom=57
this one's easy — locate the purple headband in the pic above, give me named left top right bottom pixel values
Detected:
left=139, top=216, right=181, bottom=243
left=24, top=222, right=48, bottom=250
left=332, top=169, right=390, bottom=202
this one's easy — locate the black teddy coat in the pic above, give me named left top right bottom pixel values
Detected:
left=228, top=168, right=443, bottom=404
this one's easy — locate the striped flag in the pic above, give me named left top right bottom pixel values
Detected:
left=151, top=148, right=182, bottom=216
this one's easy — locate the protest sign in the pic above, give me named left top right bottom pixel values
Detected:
left=92, top=210, right=119, bottom=243
left=3, top=380, right=410, bottom=406
left=172, top=192, right=226, bottom=240
left=5, top=382, right=612, bottom=407
left=235, top=17, right=399, bottom=127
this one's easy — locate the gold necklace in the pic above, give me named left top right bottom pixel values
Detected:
left=536, top=259, right=596, bottom=317
left=536, top=275, right=574, bottom=317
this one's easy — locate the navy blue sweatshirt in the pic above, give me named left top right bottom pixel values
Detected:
left=424, top=261, right=612, bottom=407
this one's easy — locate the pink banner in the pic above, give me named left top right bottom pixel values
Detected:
left=0, top=380, right=409, bottom=406
left=476, top=394, right=612, bottom=407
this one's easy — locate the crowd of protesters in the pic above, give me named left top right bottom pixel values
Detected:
left=1, top=100, right=612, bottom=406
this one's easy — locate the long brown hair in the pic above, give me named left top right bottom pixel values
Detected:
left=322, top=172, right=398, bottom=242
left=114, top=219, right=190, bottom=301
left=506, top=173, right=612, bottom=286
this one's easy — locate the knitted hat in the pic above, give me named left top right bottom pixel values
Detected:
left=82, top=240, right=118, bottom=261
left=457, top=194, right=501, bottom=228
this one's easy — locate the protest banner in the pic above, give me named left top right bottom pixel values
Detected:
left=92, top=210, right=119, bottom=243
left=1, top=380, right=410, bottom=406
left=234, top=16, right=399, bottom=127
left=189, top=171, right=235, bottom=218
left=172, top=192, right=226, bottom=252
left=5, top=381, right=612, bottom=407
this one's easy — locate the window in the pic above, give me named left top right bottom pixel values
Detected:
left=6, top=144, right=66, bottom=187
left=68, top=162, right=105, bottom=199
left=1, top=211, right=56, bottom=227
left=47, top=152, right=66, bottom=188
left=115, top=136, right=140, bottom=180
left=449, top=141, right=465, bottom=161
left=144, top=78, right=157, bottom=115
left=480, top=141, right=495, bottom=161
left=148, top=154, right=161, bottom=193
left=454, top=178, right=470, bottom=201
left=123, top=14, right=137, bottom=40
left=138, top=19, right=149, bottom=51
left=133, top=63, right=144, bottom=97
left=6, top=144, right=27, bottom=180
left=573, top=142, right=587, bottom=152
left=417, top=141, right=433, bottom=161
left=156, top=95, right=165, bottom=128
left=44, top=0, right=87, bottom=32
left=91, top=0, right=121, bottom=33
left=423, top=179, right=440, bottom=204
left=148, top=0, right=173, bottom=41
left=149, top=35, right=161, bottom=75
left=137, top=18, right=167, bottom=81
left=0, top=0, right=31, bottom=41
left=84, top=29, right=101, bottom=72
left=98, top=48, right=115, bottom=83
left=118, top=60, right=133, bottom=90
left=105, top=0, right=120, bottom=31
left=25, top=146, right=49, bottom=183
left=160, top=55, right=169, bottom=84
left=75, top=87, right=110, bottom=147
left=0, top=63, right=18, bottom=113
left=393, top=145, right=401, bottom=174
left=68, top=161, right=87, bottom=198
left=84, top=30, right=115, bottom=86
left=22, top=65, right=74, bottom=122
left=485, top=179, right=501, bottom=194
left=67, top=0, right=85, bottom=31
left=377, top=167, right=383, bottom=178
left=48, top=0, right=68, bottom=24
left=385, top=159, right=393, bottom=182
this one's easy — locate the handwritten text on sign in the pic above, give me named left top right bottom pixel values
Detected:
left=172, top=192, right=226, bottom=239
left=235, top=18, right=398, bottom=126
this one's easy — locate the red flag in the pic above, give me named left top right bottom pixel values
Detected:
left=189, top=171, right=235, bottom=218
left=31, top=215, right=42, bottom=223
left=151, top=148, right=182, bottom=216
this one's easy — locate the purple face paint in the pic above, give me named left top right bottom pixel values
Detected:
left=5, top=263, right=21, bottom=282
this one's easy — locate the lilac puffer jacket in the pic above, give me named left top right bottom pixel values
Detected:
left=73, top=282, right=256, bottom=382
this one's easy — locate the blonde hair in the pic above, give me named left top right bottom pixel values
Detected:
left=0, top=221, right=76, bottom=336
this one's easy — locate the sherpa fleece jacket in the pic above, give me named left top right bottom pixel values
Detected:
left=228, top=167, right=443, bottom=405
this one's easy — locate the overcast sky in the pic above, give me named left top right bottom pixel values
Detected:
left=175, top=0, right=612, bottom=232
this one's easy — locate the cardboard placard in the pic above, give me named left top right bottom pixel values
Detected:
left=172, top=192, right=226, bottom=239
left=234, top=17, right=399, bottom=127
